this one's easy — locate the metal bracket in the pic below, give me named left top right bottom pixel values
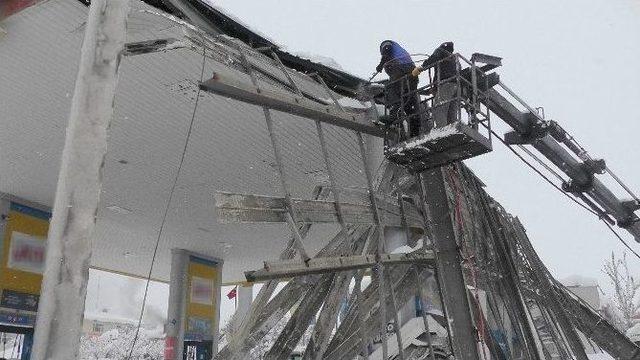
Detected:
left=245, top=252, right=435, bottom=282
left=619, top=215, right=640, bottom=228
left=471, top=53, right=502, bottom=69
left=503, top=113, right=549, bottom=145
left=561, top=159, right=607, bottom=194
left=623, top=200, right=640, bottom=213
left=253, top=45, right=276, bottom=53
left=583, top=158, right=606, bottom=175
left=618, top=201, right=640, bottom=227
left=562, top=176, right=593, bottom=194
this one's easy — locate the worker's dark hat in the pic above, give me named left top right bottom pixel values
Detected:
left=379, top=40, right=395, bottom=54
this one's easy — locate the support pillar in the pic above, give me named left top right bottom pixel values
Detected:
left=0, top=197, right=8, bottom=276
left=166, top=249, right=223, bottom=360
left=419, top=169, right=480, bottom=360
left=31, top=1, right=129, bottom=358
left=235, top=284, right=253, bottom=330
left=166, top=249, right=189, bottom=360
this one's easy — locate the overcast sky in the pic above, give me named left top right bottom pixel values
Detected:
left=207, top=0, right=640, bottom=296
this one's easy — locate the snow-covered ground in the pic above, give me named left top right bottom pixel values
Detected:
left=79, top=325, right=164, bottom=360
left=1, top=333, right=24, bottom=359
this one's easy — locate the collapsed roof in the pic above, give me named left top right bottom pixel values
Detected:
left=0, top=0, right=378, bottom=282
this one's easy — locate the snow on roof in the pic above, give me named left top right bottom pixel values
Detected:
left=200, top=0, right=280, bottom=46
left=290, top=51, right=344, bottom=71
left=200, top=0, right=354, bottom=77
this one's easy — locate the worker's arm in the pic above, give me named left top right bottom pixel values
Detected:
left=375, top=57, right=385, bottom=73
left=412, top=41, right=454, bottom=77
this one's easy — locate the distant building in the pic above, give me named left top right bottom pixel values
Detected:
left=82, top=312, right=138, bottom=336
left=566, top=285, right=601, bottom=310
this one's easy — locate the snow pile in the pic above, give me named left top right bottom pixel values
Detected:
left=0, top=333, right=23, bottom=359
left=391, top=239, right=424, bottom=254
left=388, top=123, right=461, bottom=155
left=200, top=0, right=280, bottom=46
left=79, top=324, right=164, bottom=360
left=561, top=274, right=598, bottom=287
left=198, top=1, right=350, bottom=74
left=291, top=51, right=344, bottom=71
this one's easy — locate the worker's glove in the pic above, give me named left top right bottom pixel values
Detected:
left=411, top=66, right=422, bottom=77
left=376, top=63, right=384, bottom=73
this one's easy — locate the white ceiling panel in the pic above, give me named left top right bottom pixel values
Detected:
left=0, top=0, right=373, bottom=282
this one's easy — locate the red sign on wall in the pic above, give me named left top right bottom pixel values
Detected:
left=8, top=232, right=46, bottom=274
left=0, top=0, right=40, bottom=20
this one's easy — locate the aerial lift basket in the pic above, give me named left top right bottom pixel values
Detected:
left=382, top=53, right=501, bottom=173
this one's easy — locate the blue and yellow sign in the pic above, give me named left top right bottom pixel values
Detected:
left=184, top=256, right=221, bottom=341
left=0, top=202, right=50, bottom=326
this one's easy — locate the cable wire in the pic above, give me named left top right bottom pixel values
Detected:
left=605, top=167, right=640, bottom=203
left=517, top=144, right=566, bottom=182
left=125, top=35, right=208, bottom=359
left=480, top=123, right=600, bottom=217
left=481, top=123, right=640, bottom=261
left=601, top=218, right=640, bottom=261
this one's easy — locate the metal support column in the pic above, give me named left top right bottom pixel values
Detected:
left=0, top=197, right=8, bottom=276
left=166, top=249, right=190, bottom=360
left=357, top=132, right=404, bottom=360
left=235, top=284, right=253, bottom=331
left=235, top=46, right=310, bottom=262
left=353, top=271, right=371, bottom=360
left=31, top=1, right=129, bottom=359
left=418, top=169, right=481, bottom=360
left=415, top=267, right=437, bottom=360
left=269, top=52, right=348, bottom=229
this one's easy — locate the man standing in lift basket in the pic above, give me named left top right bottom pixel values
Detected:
left=414, top=41, right=458, bottom=128
left=375, top=40, right=421, bottom=137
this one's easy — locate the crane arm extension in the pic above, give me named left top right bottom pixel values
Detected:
left=482, top=88, right=640, bottom=241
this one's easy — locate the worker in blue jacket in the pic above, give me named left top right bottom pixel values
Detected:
left=375, top=40, right=421, bottom=137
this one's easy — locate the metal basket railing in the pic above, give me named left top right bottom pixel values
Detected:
left=380, top=53, right=494, bottom=148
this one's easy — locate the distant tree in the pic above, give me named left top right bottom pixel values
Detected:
left=600, top=301, right=625, bottom=331
left=603, top=252, right=640, bottom=331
